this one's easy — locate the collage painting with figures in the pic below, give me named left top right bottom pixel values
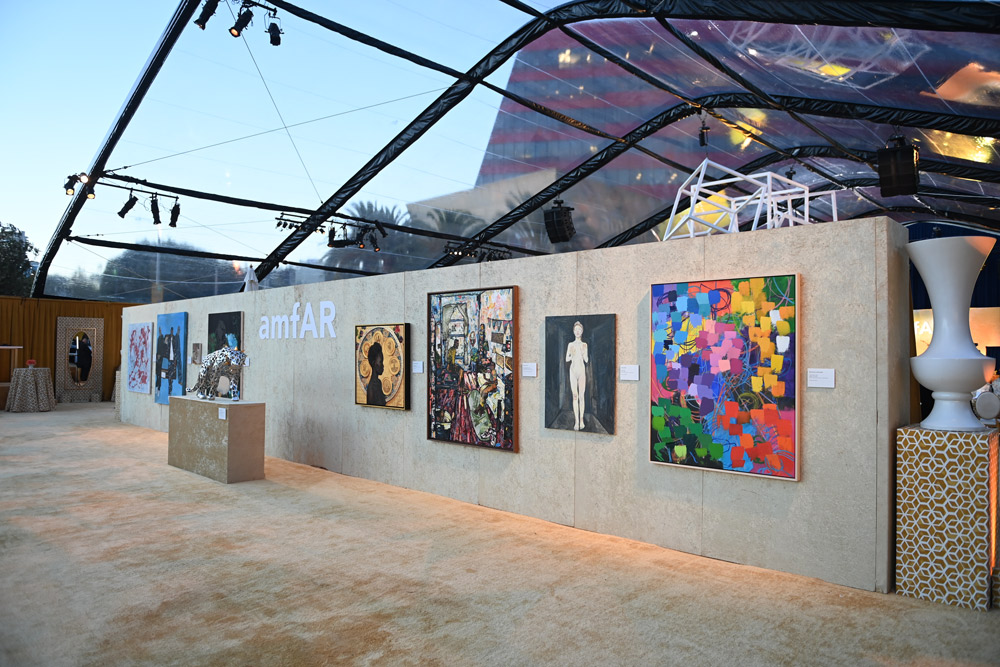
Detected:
left=428, top=287, right=517, bottom=451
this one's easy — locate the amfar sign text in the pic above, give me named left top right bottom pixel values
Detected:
left=258, top=301, right=336, bottom=340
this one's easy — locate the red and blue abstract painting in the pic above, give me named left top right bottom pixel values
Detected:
left=650, top=275, right=797, bottom=480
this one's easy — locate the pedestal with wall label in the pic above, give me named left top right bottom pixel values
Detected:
left=168, top=396, right=265, bottom=483
left=896, top=425, right=998, bottom=610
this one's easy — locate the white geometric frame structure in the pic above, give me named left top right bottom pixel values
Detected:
left=661, top=159, right=840, bottom=242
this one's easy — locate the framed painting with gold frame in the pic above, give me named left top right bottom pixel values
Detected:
left=355, top=323, right=410, bottom=410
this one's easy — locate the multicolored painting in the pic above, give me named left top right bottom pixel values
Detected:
left=355, top=324, right=410, bottom=410
left=154, top=312, right=188, bottom=406
left=544, top=314, right=616, bottom=434
left=428, top=287, right=517, bottom=451
left=650, top=276, right=798, bottom=480
left=207, top=311, right=243, bottom=399
left=126, top=322, right=153, bottom=394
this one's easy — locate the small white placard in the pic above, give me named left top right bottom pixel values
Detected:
left=521, top=362, right=537, bottom=377
left=412, top=361, right=424, bottom=374
left=807, top=368, right=835, bottom=388
left=619, top=364, right=640, bottom=381
left=218, top=407, right=227, bottom=420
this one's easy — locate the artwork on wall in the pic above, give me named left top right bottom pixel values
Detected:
left=206, top=311, right=243, bottom=399
left=355, top=324, right=410, bottom=409
left=650, top=275, right=798, bottom=480
left=208, top=311, right=243, bottom=353
left=191, top=343, right=203, bottom=366
left=544, top=314, right=616, bottom=434
left=154, top=312, right=188, bottom=406
left=126, top=322, right=153, bottom=394
left=428, top=287, right=517, bottom=451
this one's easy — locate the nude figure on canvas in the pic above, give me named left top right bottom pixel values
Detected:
left=566, top=320, right=589, bottom=430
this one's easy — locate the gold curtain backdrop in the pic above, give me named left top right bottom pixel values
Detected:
left=0, top=296, right=134, bottom=401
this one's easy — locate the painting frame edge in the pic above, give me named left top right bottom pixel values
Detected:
left=648, top=273, right=800, bottom=482
left=354, top=322, right=411, bottom=411
left=426, top=285, right=519, bottom=453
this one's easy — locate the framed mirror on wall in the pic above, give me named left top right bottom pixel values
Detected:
left=56, top=317, right=104, bottom=403
left=68, top=329, right=96, bottom=387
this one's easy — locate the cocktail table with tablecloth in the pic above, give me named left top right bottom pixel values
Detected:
left=5, top=367, right=57, bottom=413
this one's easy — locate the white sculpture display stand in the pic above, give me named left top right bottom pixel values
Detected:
left=168, top=396, right=265, bottom=483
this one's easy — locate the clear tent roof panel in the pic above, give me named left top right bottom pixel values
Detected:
left=29, top=1, right=1000, bottom=300
left=291, top=0, right=534, bottom=73
left=679, top=20, right=1000, bottom=116
left=569, top=18, right=744, bottom=98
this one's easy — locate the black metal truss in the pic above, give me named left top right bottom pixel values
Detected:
left=66, top=236, right=379, bottom=277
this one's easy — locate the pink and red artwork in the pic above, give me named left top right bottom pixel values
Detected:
left=127, top=322, right=153, bottom=394
left=650, top=276, right=798, bottom=480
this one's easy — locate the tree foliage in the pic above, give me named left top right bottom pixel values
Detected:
left=0, top=222, right=37, bottom=297
left=98, top=239, right=245, bottom=303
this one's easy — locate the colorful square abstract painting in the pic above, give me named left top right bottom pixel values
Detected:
left=650, top=276, right=798, bottom=480
left=428, top=287, right=517, bottom=451
left=355, top=324, right=410, bottom=410
left=126, top=322, right=153, bottom=394
left=154, top=312, right=188, bottom=406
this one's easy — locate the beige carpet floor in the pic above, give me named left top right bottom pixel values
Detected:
left=1, top=403, right=998, bottom=667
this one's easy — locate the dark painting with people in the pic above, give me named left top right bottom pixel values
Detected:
left=154, top=312, right=188, bottom=405
left=428, top=287, right=517, bottom=452
left=355, top=324, right=409, bottom=410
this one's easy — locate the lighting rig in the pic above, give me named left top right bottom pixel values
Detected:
left=193, top=0, right=283, bottom=45
left=62, top=172, right=90, bottom=196
left=444, top=241, right=512, bottom=262
left=102, top=183, right=181, bottom=227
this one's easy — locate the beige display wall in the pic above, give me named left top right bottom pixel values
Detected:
left=122, top=216, right=910, bottom=592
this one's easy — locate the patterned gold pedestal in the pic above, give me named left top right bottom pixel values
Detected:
left=896, top=426, right=998, bottom=610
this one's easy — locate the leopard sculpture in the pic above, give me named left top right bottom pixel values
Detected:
left=188, top=346, right=249, bottom=401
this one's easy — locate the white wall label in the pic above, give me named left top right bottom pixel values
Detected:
left=619, top=364, right=640, bottom=381
left=218, top=407, right=227, bottom=420
left=521, top=362, right=537, bottom=377
left=412, top=361, right=424, bottom=374
left=807, top=368, right=835, bottom=388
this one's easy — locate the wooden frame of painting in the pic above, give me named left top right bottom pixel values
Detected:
left=207, top=311, right=244, bottom=399
left=544, top=314, right=616, bottom=434
left=355, top=323, right=410, bottom=410
left=154, top=312, right=188, bottom=406
left=650, top=275, right=799, bottom=480
left=126, top=322, right=153, bottom=394
left=427, top=286, right=518, bottom=452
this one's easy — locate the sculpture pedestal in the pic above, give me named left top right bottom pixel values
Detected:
left=168, top=396, right=265, bottom=483
left=896, top=425, right=998, bottom=610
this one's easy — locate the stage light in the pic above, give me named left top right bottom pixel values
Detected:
left=117, top=193, right=138, bottom=218
left=699, top=122, right=709, bottom=147
left=268, top=21, right=282, bottom=46
left=85, top=185, right=95, bottom=200
left=151, top=195, right=161, bottom=225
left=230, top=9, right=253, bottom=37
left=544, top=199, right=575, bottom=243
left=169, top=201, right=180, bottom=228
left=78, top=172, right=90, bottom=184
left=193, top=0, right=219, bottom=29
left=64, top=175, right=78, bottom=195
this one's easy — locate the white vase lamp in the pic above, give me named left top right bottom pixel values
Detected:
left=908, top=235, right=996, bottom=431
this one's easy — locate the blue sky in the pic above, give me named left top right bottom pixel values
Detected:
left=0, top=1, right=527, bottom=280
